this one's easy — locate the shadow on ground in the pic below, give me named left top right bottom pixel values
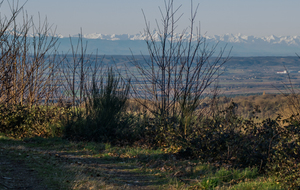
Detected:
left=0, top=137, right=175, bottom=189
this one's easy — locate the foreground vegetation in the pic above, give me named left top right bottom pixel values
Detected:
left=1, top=92, right=300, bottom=189
left=0, top=135, right=282, bottom=189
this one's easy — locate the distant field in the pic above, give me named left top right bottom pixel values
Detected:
left=117, top=56, right=300, bottom=95
left=211, top=56, right=300, bottom=95
left=60, top=55, right=300, bottom=96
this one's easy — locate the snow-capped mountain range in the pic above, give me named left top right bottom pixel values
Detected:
left=56, top=33, right=300, bottom=56
left=66, top=32, right=300, bottom=46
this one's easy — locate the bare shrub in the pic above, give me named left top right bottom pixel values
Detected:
left=0, top=2, right=59, bottom=107
left=129, top=0, right=230, bottom=146
left=0, top=1, right=62, bottom=137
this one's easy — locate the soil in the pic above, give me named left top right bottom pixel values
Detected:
left=0, top=148, right=48, bottom=190
left=0, top=144, right=162, bottom=190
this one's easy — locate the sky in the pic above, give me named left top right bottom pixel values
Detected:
left=1, top=0, right=300, bottom=37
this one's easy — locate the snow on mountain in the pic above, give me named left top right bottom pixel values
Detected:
left=81, top=33, right=145, bottom=41
left=56, top=32, right=300, bottom=56
left=65, top=32, right=300, bottom=46
left=202, top=33, right=300, bottom=45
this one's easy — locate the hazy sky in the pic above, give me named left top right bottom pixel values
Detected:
left=1, top=0, right=300, bottom=37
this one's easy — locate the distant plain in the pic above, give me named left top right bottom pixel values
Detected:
left=97, top=55, right=300, bottom=96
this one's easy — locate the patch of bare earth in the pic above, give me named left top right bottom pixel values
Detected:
left=0, top=145, right=164, bottom=189
left=44, top=151, right=161, bottom=189
left=0, top=148, right=48, bottom=190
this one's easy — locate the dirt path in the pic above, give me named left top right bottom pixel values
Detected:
left=27, top=149, right=162, bottom=189
left=0, top=148, right=48, bottom=190
left=0, top=143, right=167, bottom=190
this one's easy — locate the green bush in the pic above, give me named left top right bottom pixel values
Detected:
left=0, top=104, right=63, bottom=138
left=268, top=115, right=300, bottom=189
left=63, top=68, right=140, bottom=143
left=136, top=99, right=300, bottom=189
left=175, top=102, right=281, bottom=170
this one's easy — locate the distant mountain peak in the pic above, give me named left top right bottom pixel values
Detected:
left=55, top=33, right=300, bottom=56
left=60, top=33, right=300, bottom=46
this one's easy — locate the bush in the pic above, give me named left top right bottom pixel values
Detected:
left=175, top=102, right=282, bottom=170
left=177, top=100, right=300, bottom=189
left=268, top=115, right=300, bottom=189
left=63, top=68, right=139, bottom=143
left=0, top=104, right=63, bottom=138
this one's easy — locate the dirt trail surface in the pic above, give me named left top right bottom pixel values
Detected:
left=0, top=148, right=48, bottom=190
left=0, top=141, right=166, bottom=190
